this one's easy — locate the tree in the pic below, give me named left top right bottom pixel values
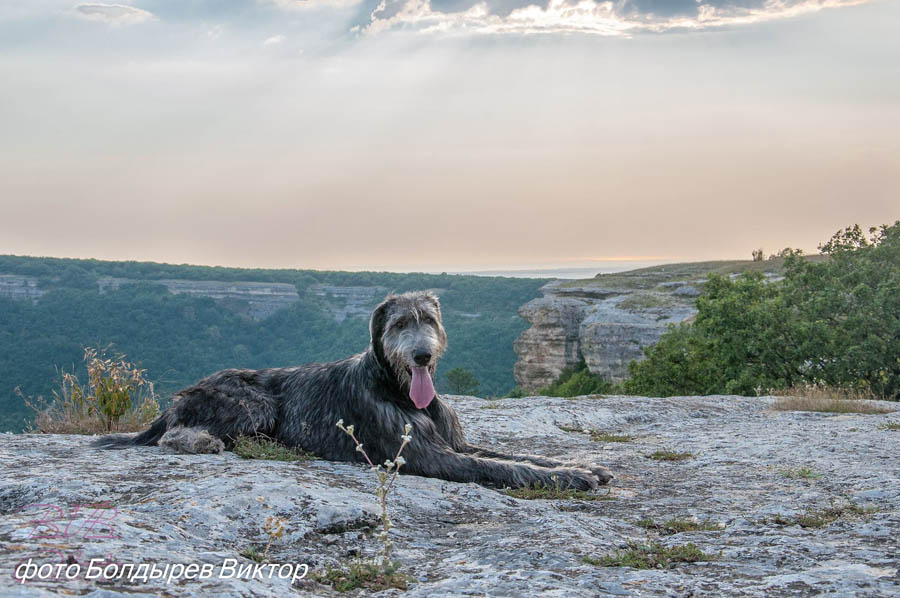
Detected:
left=625, top=221, right=900, bottom=399
left=443, top=368, right=480, bottom=396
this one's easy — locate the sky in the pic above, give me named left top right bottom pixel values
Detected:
left=0, top=0, right=897, bottom=273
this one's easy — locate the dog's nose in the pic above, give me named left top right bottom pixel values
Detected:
left=413, top=350, right=431, bottom=366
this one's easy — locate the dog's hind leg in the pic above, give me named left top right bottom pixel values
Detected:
left=159, top=371, right=280, bottom=451
left=159, top=426, right=225, bottom=454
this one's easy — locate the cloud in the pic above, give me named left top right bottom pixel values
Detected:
left=262, top=0, right=366, bottom=9
left=362, top=0, right=871, bottom=36
left=263, top=34, right=286, bottom=45
left=75, top=3, right=155, bottom=25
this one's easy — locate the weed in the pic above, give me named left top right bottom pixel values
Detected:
left=233, top=435, right=315, bottom=461
left=779, top=467, right=822, bottom=480
left=636, top=517, right=721, bottom=535
left=647, top=450, right=693, bottom=462
left=583, top=541, right=716, bottom=569
left=22, top=347, right=159, bottom=434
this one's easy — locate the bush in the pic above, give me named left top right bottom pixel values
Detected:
left=539, top=357, right=617, bottom=397
left=624, top=221, right=900, bottom=400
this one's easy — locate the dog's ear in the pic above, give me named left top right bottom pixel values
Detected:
left=422, top=291, right=441, bottom=319
left=370, top=296, right=394, bottom=362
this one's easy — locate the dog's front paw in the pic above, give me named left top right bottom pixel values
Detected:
left=587, top=464, right=613, bottom=485
left=549, top=467, right=600, bottom=491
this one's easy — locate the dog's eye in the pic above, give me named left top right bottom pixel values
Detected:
left=395, top=320, right=406, bottom=330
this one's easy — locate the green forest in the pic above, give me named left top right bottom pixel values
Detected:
left=0, top=255, right=546, bottom=431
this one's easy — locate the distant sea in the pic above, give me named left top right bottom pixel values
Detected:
left=446, top=260, right=675, bottom=280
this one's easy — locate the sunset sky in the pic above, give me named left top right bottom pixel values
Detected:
left=1, top=0, right=897, bottom=272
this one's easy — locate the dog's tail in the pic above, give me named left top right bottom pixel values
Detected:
left=92, top=415, right=169, bottom=450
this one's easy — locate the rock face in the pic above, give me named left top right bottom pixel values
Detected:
left=309, top=285, right=387, bottom=323
left=97, top=277, right=300, bottom=320
left=0, top=275, right=44, bottom=303
left=2, top=394, right=899, bottom=597
left=513, top=261, right=791, bottom=391
left=514, top=281, right=697, bottom=390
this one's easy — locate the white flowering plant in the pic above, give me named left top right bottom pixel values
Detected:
left=336, top=419, right=413, bottom=570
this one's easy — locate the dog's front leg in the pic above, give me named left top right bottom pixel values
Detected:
left=461, top=445, right=613, bottom=485
left=403, top=442, right=600, bottom=490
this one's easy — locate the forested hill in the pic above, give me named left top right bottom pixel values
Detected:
left=0, top=255, right=547, bottom=432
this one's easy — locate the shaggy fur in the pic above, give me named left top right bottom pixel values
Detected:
left=95, top=291, right=611, bottom=490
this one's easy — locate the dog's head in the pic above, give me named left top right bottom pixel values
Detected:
left=370, top=291, right=447, bottom=409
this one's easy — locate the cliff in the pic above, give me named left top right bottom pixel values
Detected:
left=0, top=275, right=44, bottom=303
left=2, top=394, right=898, bottom=597
left=514, top=260, right=789, bottom=391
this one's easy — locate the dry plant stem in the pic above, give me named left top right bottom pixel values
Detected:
left=336, top=420, right=411, bottom=567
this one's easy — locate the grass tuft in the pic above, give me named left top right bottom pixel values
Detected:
left=771, top=503, right=873, bottom=529
left=779, top=467, right=822, bottom=480
left=233, top=435, right=315, bottom=461
left=557, top=424, right=632, bottom=442
left=310, top=560, right=411, bottom=593
left=583, top=541, right=716, bottom=569
left=647, top=450, right=693, bottom=461
left=505, top=482, right=612, bottom=501
left=878, top=421, right=900, bottom=431
left=590, top=431, right=633, bottom=443
left=636, top=517, right=722, bottom=535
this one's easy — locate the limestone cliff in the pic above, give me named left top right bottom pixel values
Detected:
left=514, top=261, right=787, bottom=391
left=0, top=275, right=44, bottom=303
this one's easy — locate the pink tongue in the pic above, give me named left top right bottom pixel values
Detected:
left=409, top=367, right=435, bottom=409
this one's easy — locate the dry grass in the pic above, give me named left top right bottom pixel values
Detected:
left=771, top=384, right=896, bottom=415
left=21, top=348, right=160, bottom=434
left=647, top=450, right=693, bottom=462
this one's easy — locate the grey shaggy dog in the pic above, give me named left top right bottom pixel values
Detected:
left=95, top=291, right=612, bottom=490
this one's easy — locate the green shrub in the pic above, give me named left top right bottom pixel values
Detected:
left=624, top=221, right=900, bottom=400
left=539, top=357, right=617, bottom=397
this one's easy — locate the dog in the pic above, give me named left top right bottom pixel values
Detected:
left=95, top=291, right=612, bottom=490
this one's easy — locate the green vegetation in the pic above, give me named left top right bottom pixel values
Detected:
left=647, top=450, right=693, bottom=461
left=233, top=435, right=315, bottom=461
left=583, top=541, right=716, bottom=568
left=590, top=431, right=632, bottom=443
left=504, top=480, right=611, bottom=501
left=22, top=348, right=159, bottom=434
left=879, top=421, right=900, bottom=431
left=624, top=222, right=900, bottom=400
left=635, top=517, right=721, bottom=535
left=779, top=467, right=821, bottom=480
left=0, top=255, right=546, bottom=431
left=443, top=367, right=480, bottom=395
left=771, top=504, right=871, bottom=529
left=538, top=357, right=618, bottom=397
left=557, top=424, right=632, bottom=442
left=310, top=561, right=411, bottom=593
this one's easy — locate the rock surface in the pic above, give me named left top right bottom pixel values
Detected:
left=2, top=394, right=899, bottom=597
